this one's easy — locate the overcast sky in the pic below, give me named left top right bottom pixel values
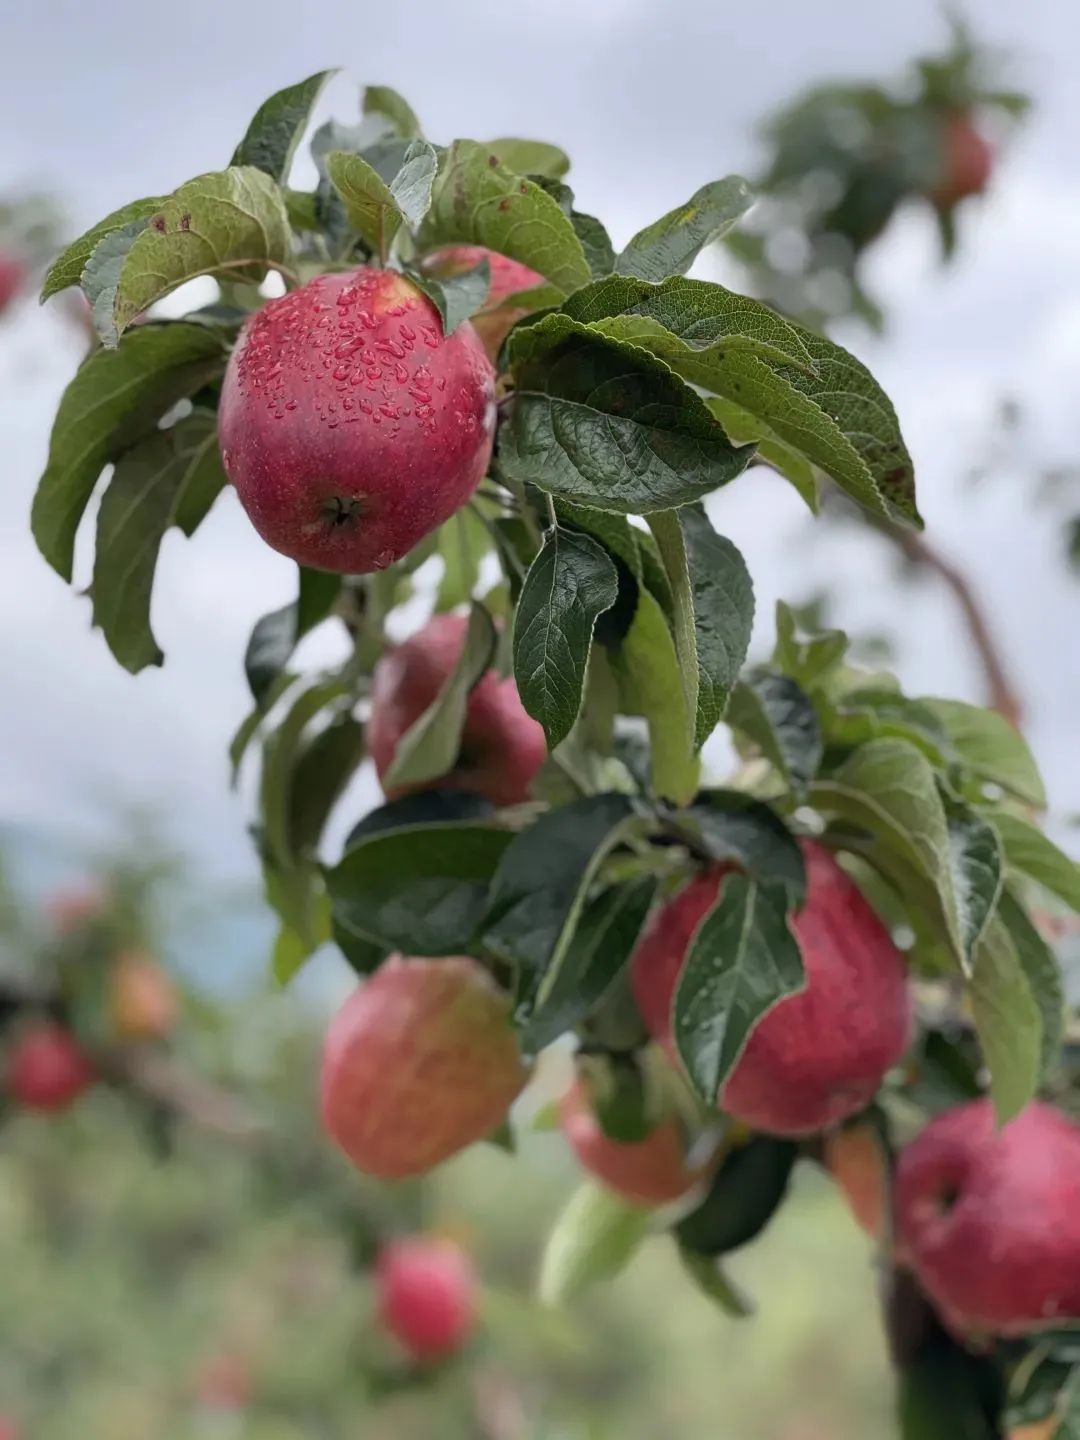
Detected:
left=2, top=0, right=1079, bottom=894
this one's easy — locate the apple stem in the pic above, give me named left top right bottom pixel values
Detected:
left=544, top=493, right=557, bottom=534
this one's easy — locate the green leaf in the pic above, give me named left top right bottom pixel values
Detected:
left=232, top=70, right=338, bottom=181
left=726, top=667, right=822, bottom=797
left=502, top=314, right=753, bottom=514
left=90, top=411, right=228, bottom=672
left=773, top=600, right=849, bottom=693
left=40, top=197, right=165, bottom=301
left=610, top=587, right=698, bottom=805
left=677, top=1249, right=754, bottom=1318
left=709, top=395, right=819, bottom=513
left=405, top=257, right=491, bottom=336
left=260, top=678, right=351, bottom=869
left=513, top=526, right=618, bottom=749
left=677, top=791, right=806, bottom=904
left=434, top=506, right=491, bottom=611
left=32, top=322, right=228, bottom=580
left=229, top=673, right=298, bottom=784
left=487, top=138, right=570, bottom=180
left=651, top=506, right=754, bottom=749
left=988, top=812, right=1080, bottom=912
left=244, top=567, right=341, bottom=708
left=81, top=220, right=154, bottom=348
left=616, top=177, right=754, bottom=282
left=944, top=797, right=1003, bottom=963
left=382, top=602, right=497, bottom=790
left=102, top=168, right=292, bottom=343
left=538, top=1182, right=650, bottom=1306
left=522, top=876, right=658, bottom=1053
left=573, top=211, right=616, bottom=280
left=970, top=915, right=1041, bottom=1125
left=326, top=821, right=513, bottom=957
left=363, top=85, right=423, bottom=140
left=286, top=715, right=366, bottom=859
left=325, top=142, right=437, bottom=253
left=677, top=1136, right=797, bottom=1256
left=483, top=794, right=639, bottom=1008
left=826, top=688, right=952, bottom=766
left=920, top=697, right=1045, bottom=807
left=811, top=740, right=966, bottom=968
left=563, top=274, right=919, bottom=527
left=997, top=888, right=1065, bottom=1080
left=674, top=875, right=805, bottom=1104
left=345, top=790, right=494, bottom=847
left=419, top=140, right=591, bottom=296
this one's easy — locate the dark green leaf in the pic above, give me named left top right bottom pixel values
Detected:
left=970, top=916, right=1041, bottom=1125
left=773, top=600, right=849, bottom=692
left=260, top=678, right=351, bottom=869
left=405, top=257, right=491, bottom=336
left=325, top=142, right=437, bottom=253
left=244, top=567, right=341, bottom=708
left=344, top=790, right=494, bottom=848
left=677, top=791, right=806, bottom=904
left=997, top=888, right=1065, bottom=1080
left=331, top=916, right=389, bottom=977
left=573, top=211, right=616, bottom=279
left=363, top=85, right=423, bottom=140
left=674, top=875, right=805, bottom=1104
left=483, top=794, right=638, bottom=1008
left=327, top=821, right=513, bottom=956
left=229, top=673, right=298, bottom=784
left=286, top=715, right=366, bottom=858
left=41, top=197, right=166, bottom=301
left=487, top=138, right=570, bottom=179
left=650, top=505, right=754, bottom=748
left=232, top=70, right=338, bottom=181
left=419, top=140, right=591, bottom=296
left=616, top=177, right=754, bottom=282
left=710, top=395, right=819, bottom=513
left=538, top=1182, right=650, bottom=1305
left=382, top=602, right=496, bottom=789
left=944, top=797, right=1003, bottom=964
left=502, top=314, right=753, bottom=513
left=678, top=1249, right=754, bottom=1316
left=103, top=168, right=292, bottom=343
left=677, top=1136, right=797, bottom=1255
left=90, top=412, right=227, bottom=672
left=32, top=322, right=228, bottom=580
left=991, top=812, right=1080, bottom=912
left=522, top=876, right=658, bottom=1053
left=726, top=667, right=822, bottom=796
left=513, top=526, right=618, bottom=749
left=897, top=1332, right=1004, bottom=1440
left=610, top=587, right=698, bottom=804
left=921, top=697, right=1045, bottom=808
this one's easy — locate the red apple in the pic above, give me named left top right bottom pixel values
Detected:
left=0, top=254, right=25, bottom=317
left=631, top=841, right=910, bottom=1135
left=376, top=1235, right=477, bottom=1362
left=218, top=267, right=496, bottom=573
left=895, top=1099, right=1080, bottom=1336
left=423, top=244, right=545, bottom=359
left=930, top=111, right=993, bottom=208
left=560, top=1080, right=708, bottom=1207
left=321, top=955, right=527, bottom=1178
left=368, top=612, right=547, bottom=806
left=7, top=1023, right=95, bottom=1112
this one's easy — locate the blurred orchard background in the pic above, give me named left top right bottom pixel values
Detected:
left=1, top=1, right=1079, bottom=1436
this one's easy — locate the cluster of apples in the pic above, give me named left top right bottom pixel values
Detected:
left=3, top=890, right=179, bottom=1114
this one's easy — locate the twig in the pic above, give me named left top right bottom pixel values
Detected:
left=890, top=526, right=1024, bottom=728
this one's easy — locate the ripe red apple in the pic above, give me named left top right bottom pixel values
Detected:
left=423, top=244, right=544, bottom=359
left=376, top=1235, right=477, bottom=1362
left=111, top=950, right=179, bottom=1042
left=930, top=111, right=993, bottom=208
left=195, top=1353, right=252, bottom=1411
left=824, top=1119, right=889, bottom=1240
left=631, top=840, right=910, bottom=1135
left=218, top=267, right=496, bottom=573
left=0, top=254, right=25, bottom=317
left=895, top=1099, right=1080, bottom=1336
left=321, top=955, right=527, bottom=1178
left=6, top=1023, right=96, bottom=1112
left=560, top=1080, right=708, bottom=1207
left=368, top=612, right=547, bottom=806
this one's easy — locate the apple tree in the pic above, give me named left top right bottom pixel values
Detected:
left=24, top=65, right=1080, bottom=1440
